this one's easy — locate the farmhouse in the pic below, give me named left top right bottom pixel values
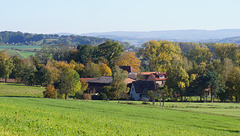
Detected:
left=85, top=76, right=136, bottom=94
left=129, top=80, right=155, bottom=101
left=140, top=72, right=167, bottom=87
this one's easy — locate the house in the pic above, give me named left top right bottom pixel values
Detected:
left=139, top=72, right=167, bottom=87
left=119, top=66, right=135, bottom=73
left=87, top=76, right=112, bottom=94
left=129, top=80, right=155, bottom=101
left=86, top=76, right=136, bottom=94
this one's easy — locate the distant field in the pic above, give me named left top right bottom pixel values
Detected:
left=0, top=83, right=239, bottom=135
left=0, top=45, right=41, bottom=58
left=0, top=83, right=44, bottom=97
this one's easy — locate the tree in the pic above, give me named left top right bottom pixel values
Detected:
left=98, top=62, right=112, bottom=76
left=158, top=85, right=172, bottom=106
left=166, top=55, right=189, bottom=101
left=115, top=52, right=141, bottom=72
left=18, top=60, right=36, bottom=86
left=43, top=84, right=57, bottom=98
left=82, top=62, right=101, bottom=78
left=57, top=68, right=81, bottom=99
left=106, top=66, right=128, bottom=102
left=205, top=71, right=223, bottom=103
left=225, top=67, right=240, bottom=102
left=187, top=45, right=212, bottom=65
left=146, top=90, right=157, bottom=105
left=0, top=51, right=13, bottom=82
left=98, top=41, right=124, bottom=67
left=10, top=56, right=23, bottom=80
left=138, top=40, right=181, bottom=72
left=34, top=64, right=51, bottom=86
left=77, top=44, right=98, bottom=64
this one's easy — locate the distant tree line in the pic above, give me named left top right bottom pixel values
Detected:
left=0, top=31, right=135, bottom=51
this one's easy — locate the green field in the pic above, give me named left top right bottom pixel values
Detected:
left=0, top=83, right=239, bottom=135
left=0, top=83, right=44, bottom=97
left=0, top=45, right=41, bottom=58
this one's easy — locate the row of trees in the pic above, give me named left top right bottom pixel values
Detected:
left=138, top=40, right=240, bottom=102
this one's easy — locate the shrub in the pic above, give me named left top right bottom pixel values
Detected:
left=82, top=93, right=92, bottom=100
left=43, top=84, right=57, bottom=98
left=74, top=91, right=83, bottom=99
left=58, top=94, right=65, bottom=99
left=99, top=92, right=108, bottom=100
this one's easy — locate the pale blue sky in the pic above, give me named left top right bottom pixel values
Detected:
left=0, top=0, right=239, bottom=34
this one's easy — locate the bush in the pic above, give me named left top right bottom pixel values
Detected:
left=99, top=92, right=108, bottom=100
left=43, top=84, right=57, bottom=98
left=74, top=91, right=83, bottom=99
left=82, top=93, right=92, bottom=100
left=58, top=94, right=65, bottom=99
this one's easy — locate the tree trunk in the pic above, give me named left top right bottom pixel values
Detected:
left=65, top=93, right=68, bottom=99
left=163, top=100, right=165, bottom=107
left=4, top=78, right=7, bottom=83
left=159, top=99, right=161, bottom=106
left=211, top=88, right=213, bottom=103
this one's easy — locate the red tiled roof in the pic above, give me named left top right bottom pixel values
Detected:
left=80, top=78, right=95, bottom=82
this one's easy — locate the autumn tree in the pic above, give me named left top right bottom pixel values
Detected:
left=98, top=62, right=112, bottom=76
left=0, top=51, right=13, bottom=82
left=226, top=67, right=240, bottom=102
left=115, top=52, right=141, bottom=72
left=138, top=40, right=181, bottom=72
left=43, top=84, right=57, bottom=98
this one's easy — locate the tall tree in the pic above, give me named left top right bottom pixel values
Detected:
left=0, top=51, right=13, bottom=82
left=187, top=45, right=212, bottom=65
left=226, top=67, right=240, bottom=103
left=115, top=52, right=141, bottom=72
left=205, top=71, right=222, bottom=103
left=106, top=66, right=128, bottom=102
left=138, top=40, right=181, bottom=72
left=98, top=41, right=124, bottom=67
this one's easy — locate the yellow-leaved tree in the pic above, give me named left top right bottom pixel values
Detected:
left=115, top=52, right=141, bottom=72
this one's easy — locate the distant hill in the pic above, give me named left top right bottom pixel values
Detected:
left=83, top=29, right=240, bottom=46
left=202, top=36, right=240, bottom=44
left=0, top=31, right=111, bottom=46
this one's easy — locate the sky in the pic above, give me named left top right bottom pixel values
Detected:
left=0, top=0, right=239, bottom=34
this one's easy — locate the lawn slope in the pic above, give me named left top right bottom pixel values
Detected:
left=0, top=97, right=239, bottom=136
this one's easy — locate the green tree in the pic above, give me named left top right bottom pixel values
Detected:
left=18, top=60, right=37, bottom=86
left=166, top=55, right=189, bottom=101
left=98, top=41, right=124, bottom=67
left=205, top=71, right=223, bottom=103
left=187, top=45, right=212, bottom=64
left=107, top=66, right=128, bottom=102
left=82, top=62, right=101, bottom=78
left=146, top=90, right=157, bottom=105
left=57, top=68, right=81, bottom=99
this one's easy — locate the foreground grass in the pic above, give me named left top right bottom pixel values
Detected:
left=118, top=101, right=240, bottom=118
left=0, top=83, right=44, bottom=97
left=0, top=97, right=239, bottom=136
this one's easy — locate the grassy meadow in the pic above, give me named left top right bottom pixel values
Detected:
left=0, top=83, right=239, bottom=136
